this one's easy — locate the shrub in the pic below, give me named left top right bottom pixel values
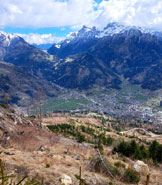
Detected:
left=123, top=168, right=140, bottom=184
left=113, top=166, right=120, bottom=176
left=77, top=133, right=86, bottom=143
left=149, top=140, right=162, bottom=163
left=45, top=163, right=50, bottom=168
left=114, top=140, right=150, bottom=161
left=75, top=174, right=86, bottom=185
left=94, top=139, right=104, bottom=154
left=0, top=159, right=43, bottom=184
left=0, top=104, right=8, bottom=109
left=114, top=161, right=125, bottom=168
left=109, top=181, right=114, bottom=185
left=69, top=118, right=75, bottom=124
left=106, top=136, right=114, bottom=146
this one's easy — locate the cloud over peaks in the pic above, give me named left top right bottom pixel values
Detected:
left=18, top=33, right=64, bottom=45
left=0, top=0, right=98, bottom=28
left=0, top=0, right=162, bottom=31
left=95, top=0, right=162, bottom=30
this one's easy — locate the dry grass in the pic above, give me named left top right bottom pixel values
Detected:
left=0, top=107, right=162, bottom=184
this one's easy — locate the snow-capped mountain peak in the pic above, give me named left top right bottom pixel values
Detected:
left=66, top=22, right=162, bottom=41
left=48, top=22, right=162, bottom=55
left=0, top=31, right=19, bottom=46
left=66, top=26, right=99, bottom=40
left=98, top=22, right=162, bottom=39
left=62, top=23, right=136, bottom=43
left=98, top=22, right=132, bottom=37
left=66, top=32, right=78, bottom=40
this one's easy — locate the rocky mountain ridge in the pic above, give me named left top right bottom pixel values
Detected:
left=48, top=22, right=162, bottom=57
left=49, top=26, right=162, bottom=90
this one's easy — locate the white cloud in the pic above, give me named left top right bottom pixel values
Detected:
left=0, top=0, right=162, bottom=31
left=94, top=0, right=162, bottom=31
left=0, top=0, right=98, bottom=28
left=18, top=33, right=64, bottom=45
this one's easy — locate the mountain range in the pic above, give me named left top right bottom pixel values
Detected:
left=48, top=23, right=162, bottom=90
left=0, top=23, right=162, bottom=104
left=48, top=22, right=162, bottom=57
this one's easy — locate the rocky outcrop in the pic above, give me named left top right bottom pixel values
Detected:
left=0, top=105, right=56, bottom=150
left=133, top=160, right=149, bottom=175
left=60, top=174, right=72, bottom=185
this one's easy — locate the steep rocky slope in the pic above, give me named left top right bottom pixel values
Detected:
left=0, top=61, right=62, bottom=105
left=52, top=53, right=121, bottom=89
left=0, top=32, right=57, bottom=80
left=0, top=32, right=62, bottom=104
left=90, top=30, right=162, bottom=90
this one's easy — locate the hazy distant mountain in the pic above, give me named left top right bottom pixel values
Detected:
left=33, top=43, right=53, bottom=50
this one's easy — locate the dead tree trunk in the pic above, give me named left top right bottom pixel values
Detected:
left=146, top=174, right=150, bottom=185
left=96, top=149, right=114, bottom=179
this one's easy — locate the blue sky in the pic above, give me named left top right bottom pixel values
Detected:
left=2, top=26, right=74, bottom=37
left=1, top=0, right=162, bottom=44
left=95, top=0, right=103, bottom=3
